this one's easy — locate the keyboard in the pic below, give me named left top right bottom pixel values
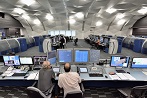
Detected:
left=89, top=73, right=103, bottom=77
left=116, top=70, right=126, bottom=73
left=12, top=73, right=27, bottom=76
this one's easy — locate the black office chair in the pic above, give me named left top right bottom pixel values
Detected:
left=118, top=85, right=147, bottom=98
left=26, top=84, right=54, bottom=98
left=65, top=91, right=83, bottom=98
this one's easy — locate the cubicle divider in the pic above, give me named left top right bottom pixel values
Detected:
left=38, top=36, right=44, bottom=52
left=33, top=36, right=40, bottom=46
left=133, top=39, right=145, bottom=53
left=17, top=38, right=27, bottom=52
left=0, top=40, right=11, bottom=56
left=141, top=40, right=147, bottom=54
left=6, top=39, right=20, bottom=53
left=117, top=38, right=123, bottom=53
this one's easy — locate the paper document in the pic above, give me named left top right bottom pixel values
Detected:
left=35, top=72, right=39, bottom=80
left=109, top=75, right=121, bottom=80
left=116, top=73, right=128, bottom=80
left=123, top=73, right=136, bottom=80
left=27, top=72, right=38, bottom=80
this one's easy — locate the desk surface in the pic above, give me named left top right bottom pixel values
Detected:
left=0, top=65, right=147, bottom=81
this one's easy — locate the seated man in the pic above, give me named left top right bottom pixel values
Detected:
left=58, top=63, right=81, bottom=97
left=38, top=61, right=55, bottom=95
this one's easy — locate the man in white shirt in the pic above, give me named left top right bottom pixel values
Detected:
left=58, top=63, right=81, bottom=97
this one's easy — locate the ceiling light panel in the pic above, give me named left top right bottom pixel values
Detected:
left=137, top=7, right=147, bottom=14
left=106, top=8, right=117, bottom=14
left=69, top=19, right=76, bottom=24
left=14, top=8, right=25, bottom=14
left=117, top=19, right=125, bottom=25
left=96, top=21, right=103, bottom=26
left=116, top=13, right=125, bottom=19
left=46, top=14, right=54, bottom=20
left=21, top=0, right=35, bottom=6
left=22, top=14, right=30, bottom=20
left=75, top=12, right=84, bottom=19
left=33, top=19, right=40, bottom=25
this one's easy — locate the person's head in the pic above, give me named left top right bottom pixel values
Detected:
left=42, top=61, right=51, bottom=69
left=120, top=57, right=127, bottom=63
left=64, top=63, right=71, bottom=72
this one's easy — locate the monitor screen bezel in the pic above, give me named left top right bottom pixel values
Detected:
left=19, top=56, right=34, bottom=65
left=110, top=55, right=130, bottom=68
left=3, top=55, right=20, bottom=66
left=57, top=49, right=73, bottom=64
left=74, top=48, right=90, bottom=64
left=33, top=56, right=47, bottom=66
left=131, top=57, right=147, bottom=68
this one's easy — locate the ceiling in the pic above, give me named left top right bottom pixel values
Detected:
left=0, top=0, right=147, bottom=33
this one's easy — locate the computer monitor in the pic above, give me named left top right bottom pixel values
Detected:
left=131, top=58, right=147, bottom=68
left=3, top=56, right=20, bottom=66
left=110, top=56, right=130, bottom=68
left=90, top=49, right=100, bottom=63
left=57, top=49, right=73, bottom=64
left=100, top=36, right=103, bottom=43
left=20, top=56, right=33, bottom=65
left=34, top=56, right=47, bottom=65
left=0, top=56, right=4, bottom=62
left=74, top=49, right=89, bottom=64
left=48, top=50, right=56, bottom=64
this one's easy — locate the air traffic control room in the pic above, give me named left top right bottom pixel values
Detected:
left=0, top=0, right=147, bottom=98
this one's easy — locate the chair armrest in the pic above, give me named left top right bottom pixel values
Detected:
left=46, top=84, right=55, bottom=94
left=117, top=89, right=128, bottom=97
left=32, top=81, right=37, bottom=87
left=80, top=83, right=85, bottom=92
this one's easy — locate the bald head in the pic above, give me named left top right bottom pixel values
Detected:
left=64, top=63, right=71, bottom=72
left=42, top=61, right=51, bottom=69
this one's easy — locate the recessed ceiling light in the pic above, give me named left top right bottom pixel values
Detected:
left=106, top=8, right=117, bottom=14
left=69, top=15, right=74, bottom=19
left=21, top=0, right=35, bottom=6
left=117, top=19, right=125, bottom=25
left=96, top=21, right=103, bottom=26
left=22, top=14, right=30, bottom=20
left=46, top=14, right=54, bottom=20
left=69, top=19, right=76, bottom=24
left=75, top=12, right=84, bottom=19
left=33, top=19, right=40, bottom=25
left=14, top=8, right=25, bottom=14
left=137, top=7, right=147, bottom=14
left=116, top=13, right=125, bottom=19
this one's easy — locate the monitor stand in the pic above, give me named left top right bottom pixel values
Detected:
left=115, top=67, right=126, bottom=73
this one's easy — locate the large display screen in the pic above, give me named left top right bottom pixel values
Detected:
left=20, top=57, right=33, bottom=65
left=90, top=49, right=100, bottom=63
left=34, top=56, right=47, bottom=65
left=110, top=56, right=130, bottom=67
left=48, top=50, right=56, bottom=64
left=131, top=58, right=147, bottom=68
left=74, top=50, right=89, bottom=63
left=57, top=49, right=73, bottom=63
left=3, top=56, right=20, bottom=66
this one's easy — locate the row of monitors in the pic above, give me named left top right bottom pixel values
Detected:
left=110, top=56, right=147, bottom=68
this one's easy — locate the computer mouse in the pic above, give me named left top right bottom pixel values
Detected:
left=2, top=76, right=5, bottom=78
left=105, top=75, right=108, bottom=78
left=24, top=76, right=28, bottom=78
left=109, top=72, right=116, bottom=75
left=127, top=72, right=130, bottom=74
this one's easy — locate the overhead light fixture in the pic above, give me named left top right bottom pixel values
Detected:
left=116, top=13, right=125, bottom=19
left=75, top=12, right=84, bottom=19
left=22, top=14, right=30, bottom=20
left=21, top=0, right=35, bottom=6
left=96, top=21, right=103, bottom=26
left=69, top=19, right=76, bottom=24
left=46, top=14, right=54, bottom=20
left=14, top=8, right=25, bottom=14
left=33, top=19, right=40, bottom=25
left=69, top=15, right=74, bottom=19
left=117, top=19, right=125, bottom=25
left=137, top=7, right=147, bottom=14
left=106, top=8, right=117, bottom=14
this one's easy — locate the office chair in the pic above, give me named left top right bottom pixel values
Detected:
left=65, top=91, right=83, bottom=98
left=26, top=84, right=54, bottom=98
left=118, top=85, right=147, bottom=98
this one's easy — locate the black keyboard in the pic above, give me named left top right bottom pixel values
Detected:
left=89, top=73, right=103, bottom=77
left=12, top=73, right=27, bottom=76
left=116, top=70, right=126, bottom=73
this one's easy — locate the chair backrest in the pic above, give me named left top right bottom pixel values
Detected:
left=65, top=91, right=83, bottom=98
left=26, top=87, right=46, bottom=98
left=130, top=85, right=147, bottom=98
